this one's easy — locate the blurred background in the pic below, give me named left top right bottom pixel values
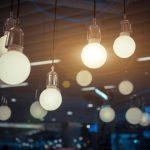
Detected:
left=0, top=0, right=150, bottom=149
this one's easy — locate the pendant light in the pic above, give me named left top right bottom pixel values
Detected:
left=0, top=97, right=11, bottom=121
left=118, top=80, right=134, bottom=95
left=113, top=0, right=136, bottom=58
left=99, top=105, right=115, bottom=123
left=0, top=0, right=16, bottom=56
left=0, top=0, right=31, bottom=85
left=39, top=0, right=62, bottom=111
left=30, top=90, right=48, bottom=120
left=125, top=107, right=142, bottom=125
left=81, top=0, right=107, bottom=69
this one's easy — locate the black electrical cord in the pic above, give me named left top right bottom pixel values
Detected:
left=52, top=0, right=57, bottom=66
left=10, top=0, right=14, bottom=12
left=123, top=0, right=126, bottom=19
left=16, top=0, right=20, bottom=24
left=94, top=0, right=96, bottom=19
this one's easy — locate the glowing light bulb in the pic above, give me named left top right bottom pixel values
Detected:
left=39, top=87, right=62, bottom=111
left=125, top=107, right=142, bottom=125
left=0, top=106, right=11, bottom=121
left=76, top=70, right=92, bottom=86
left=81, top=43, right=107, bottom=69
left=30, top=101, right=48, bottom=119
left=113, top=35, right=136, bottom=58
left=0, top=51, right=31, bottom=85
left=118, top=80, right=134, bottom=95
left=0, top=35, right=8, bottom=56
left=99, top=106, right=115, bottom=123
left=140, top=113, right=150, bottom=126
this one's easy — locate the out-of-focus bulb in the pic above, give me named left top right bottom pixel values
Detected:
left=0, top=51, right=31, bottom=85
left=0, top=106, right=11, bottom=121
left=76, top=70, right=92, bottom=86
left=113, top=35, right=136, bottom=58
left=81, top=43, right=107, bottom=69
left=99, top=106, right=115, bottom=123
left=118, top=80, right=134, bottom=95
left=30, top=101, right=48, bottom=119
left=125, top=107, right=142, bottom=125
left=0, top=35, right=8, bottom=56
left=140, top=113, right=150, bottom=126
left=39, top=87, right=62, bottom=111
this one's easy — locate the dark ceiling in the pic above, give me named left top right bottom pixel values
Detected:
left=0, top=0, right=150, bottom=144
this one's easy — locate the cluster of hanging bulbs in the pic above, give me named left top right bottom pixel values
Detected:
left=99, top=105, right=150, bottom=126
left=0, top=0, right=136, bottom=112
left=0, top=0, right=31, bottom=85
left=81, top=0, right=136, bottom=69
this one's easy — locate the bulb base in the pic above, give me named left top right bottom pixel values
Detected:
left=87, top=18, right=101, bottom=42
left=46, top=66, right=59, bottom=88
left=6, top=25, right=24, bottom=52
left=120, top=19, right=132, bottom=35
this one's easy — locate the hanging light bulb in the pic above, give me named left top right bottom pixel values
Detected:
left=76, top=70, right=92, bottom=86
left=118, top=80, right=134, bottom=95
left=0, top=106, right=11, bottom=121
left=81, top=0, right=107, bottom=69
left=40, top=66, right=62, bottom=111
left=0, top=0, right=16, bottom=56
left=40, top=0, right=62, bottom=111
left=0, top=97, right=11, bottom=121
left=125, top=107, right=142, bottom=125
left=99, top=106, right=115, bottom=123
left=140, top=113, right=150, bottom=127
left=30, top=101, right=48, bottom=119
left=113, top=0, right=136, bottom=58
left=0, top=0, right=31, bottom=85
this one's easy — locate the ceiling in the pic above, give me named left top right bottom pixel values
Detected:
left=0, top=0, right=150, bottom=143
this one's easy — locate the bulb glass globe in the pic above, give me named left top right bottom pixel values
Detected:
left=0, top=35, right=8, bottom=56
left=76, top=70, right=92, bottom=86
left=118, top=80, right=134, bottom=95
left=0, top=51, right=31, bottom=85
left=0, top=106, right=11, bottom=121
left=30, top=101, right=48, bottom=119
left=99, top=106, right=115, bottom=123
left=39, top=87, right=62, bottom=111
left=125, top=107, right=142, bottom=125
left=113, top=35, right=136, bottom=58
left=81, top=42, right=107, bottom=69
left=140, top=113, right=150, bottom=126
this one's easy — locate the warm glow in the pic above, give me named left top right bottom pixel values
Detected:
left=0, top=35, right=8, bottom=56
left=39, top=87, right=62, bottom=111
left=118, top=80, right=134, bottom=95
left=125, top=107, right=142, bottom=125
left=62, top=80, right=71, bottom=88
left=81, top=43, right=107, bottom=69
left=140, top=113, right=150, bottom=126
left=113, top=35, right=136, bottom=58
left=0, top=51, right=31, bottom=85
left=76, top=70, right=92, bottom=86
left=0, top=106, right=11, bottom=121
left=30, top=101, right=48, bottom=119
left=99, top=106, right=115, bottom=123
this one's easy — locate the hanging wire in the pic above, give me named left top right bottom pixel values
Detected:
left=93, top=0, right=96, bottom=19
left=1, top=96, right=4, bottom=106
left=51, top=0, right=58, bottom=66
left=1, top=96, right=7, bottom=105
left=10, top=0, right=14, bottom=13
left=16, top=0, right=20, bottom=24
left=123, top=0, right=126, bottom=19
left=35, top=89, right=38, bottom=100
